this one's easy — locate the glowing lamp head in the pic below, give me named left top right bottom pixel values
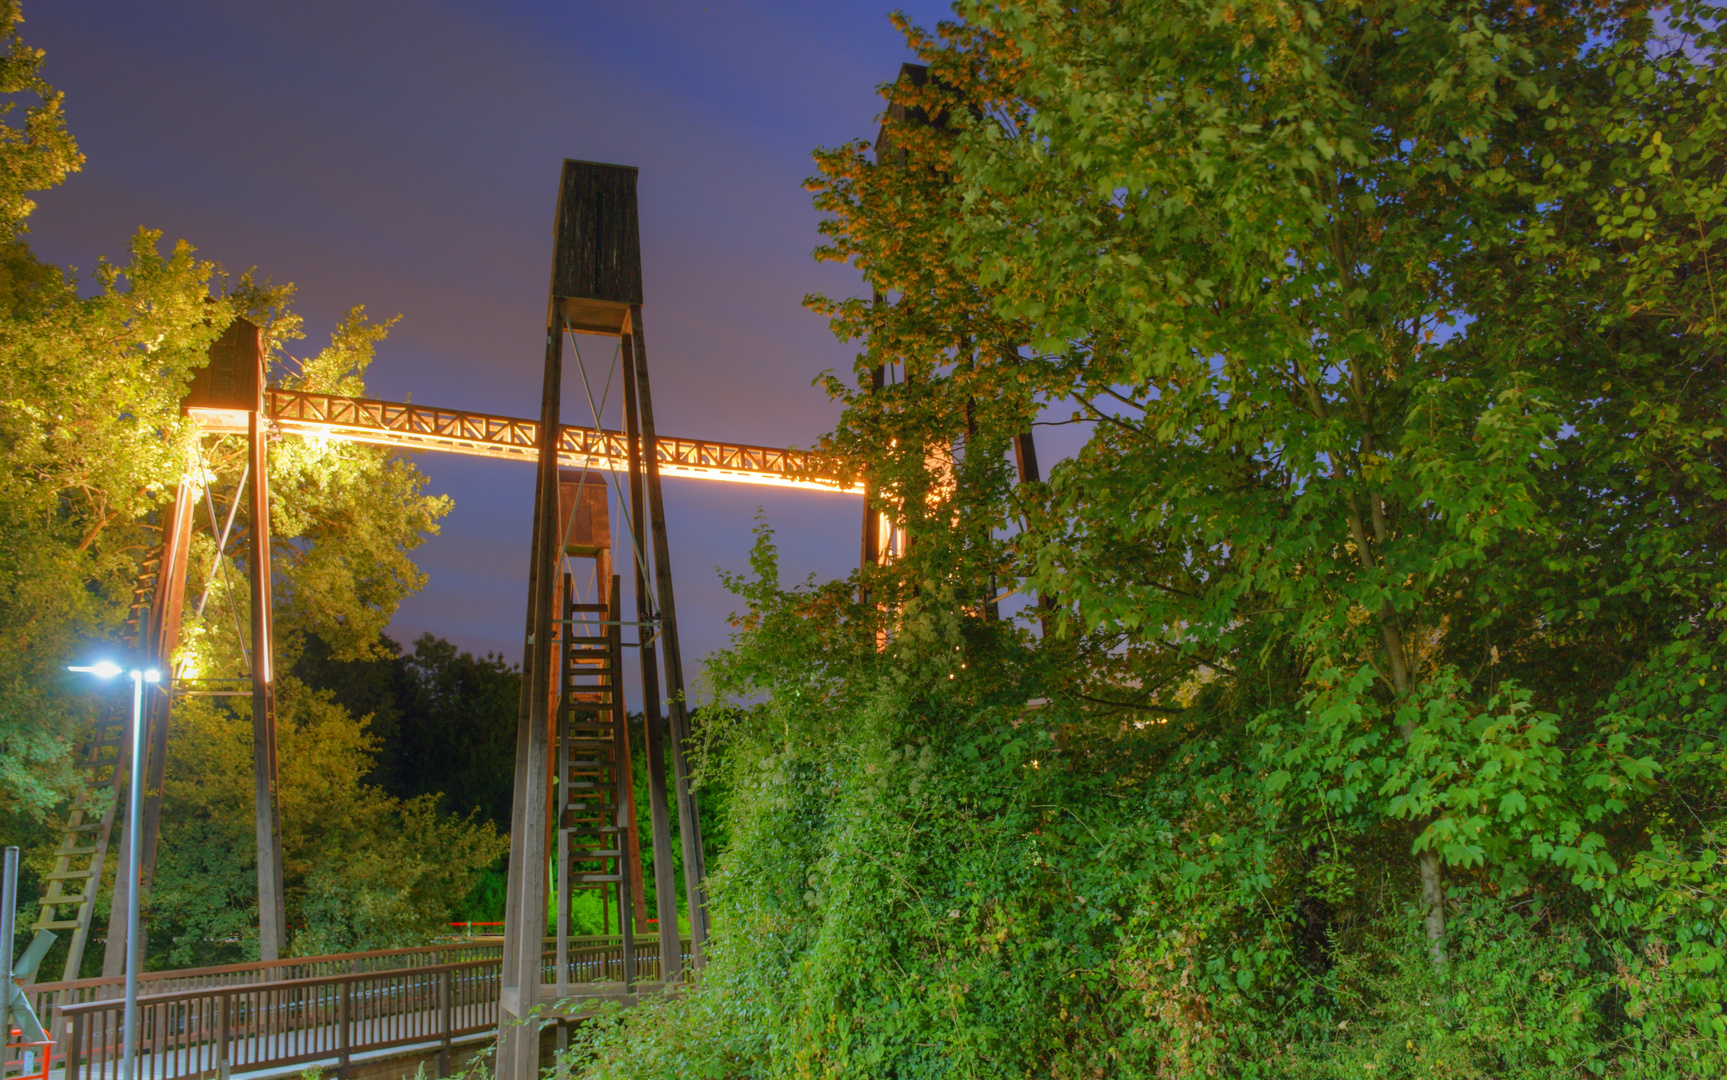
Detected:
left=69, top=660, right=124, bottom=679
left=144, top=669, right=161, bottom=683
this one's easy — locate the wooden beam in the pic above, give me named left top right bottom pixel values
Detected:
left=627, top=306, right=709, bottom=963
left=497, top=317, right=562, bottom=1080
left=620, top=334, right=681, bottom=980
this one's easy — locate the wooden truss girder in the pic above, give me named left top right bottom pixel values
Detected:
left=261, top=389, right=859, bottom=493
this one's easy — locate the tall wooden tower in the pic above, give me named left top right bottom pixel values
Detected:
left=496, top=161, right=709, bottom=1080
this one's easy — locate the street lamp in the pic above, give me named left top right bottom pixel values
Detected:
left=67, top=660, right=159, bottom=1080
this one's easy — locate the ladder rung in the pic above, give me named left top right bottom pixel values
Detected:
left=567, top=849, right=622, bottom=859
left=31, top=920, right=83, bottom=931
left=575, top=874, right=623, bottom=884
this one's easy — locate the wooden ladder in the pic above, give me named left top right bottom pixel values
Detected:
left=554, top=576, right=636, bottom=985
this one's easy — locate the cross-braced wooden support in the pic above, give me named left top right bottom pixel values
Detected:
left=33, top=319, right=291, bottom=981
left=498, top=160, right=709, bottom=1080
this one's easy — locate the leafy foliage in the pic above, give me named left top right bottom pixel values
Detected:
left=567, top=1, right=1727, bottom=1076
left=146, top=680, right=506, bottom=967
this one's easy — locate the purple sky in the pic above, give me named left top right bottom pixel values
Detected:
left=27, top=1, right=958, bottom=704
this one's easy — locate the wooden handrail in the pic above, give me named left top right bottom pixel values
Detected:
left=56, top=958, right=499, bottom=1015
left=29, top=940, right=504, bottom=1020
left=52, top=939, right=692, bottom=1080
left=33, top=940, right=500, bottom=992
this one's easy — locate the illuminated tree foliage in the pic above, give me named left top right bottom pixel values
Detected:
left=569, top=2, right=1727, bottom=1077
left=0, top=2, right=492, bottom=964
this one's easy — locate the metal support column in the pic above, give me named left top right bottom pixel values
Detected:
left=140, top=480, right=194, bottom=886
left=608, top=574, right=636, bottom=984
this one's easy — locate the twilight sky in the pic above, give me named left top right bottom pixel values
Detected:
left=26, top=0, right=957, bottom=704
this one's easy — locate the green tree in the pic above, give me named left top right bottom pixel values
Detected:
left=567, top=2, right=1727, bottom=1076
left=0, top=0, right=479, bottom=967
left=0, top=0, right=81, bottom=237
left=934, top=0, right=1721, bottom=961
left=146, top=679, right=506, bottom=966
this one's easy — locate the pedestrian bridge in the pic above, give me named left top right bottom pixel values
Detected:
left=24, top=938, right=686, bottom=1080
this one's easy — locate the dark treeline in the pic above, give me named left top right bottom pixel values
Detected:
left=293, top=633, right=519, bottom=833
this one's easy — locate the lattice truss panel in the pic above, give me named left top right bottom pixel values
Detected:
left=265, top=390, right=859, bottom=493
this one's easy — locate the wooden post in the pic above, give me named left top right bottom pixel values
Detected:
left=619, top=335, right=681, bottom=980
left=438, top=968, right=452, bottom=1078
left=65, top=1011, right=82, bottom=1080
left=497, top=314, right=562, bottom=1080
left=1010, top=429, right=1052, bottom=634
left=216, top=990, right=229, bottom=1077
left=617, top=704, right=649, bottom=935
left=336, top=980, right=351, bottom=1079
left=626, top=306, right=709, bottom=961
left=859, top=359, right=885, bottom=574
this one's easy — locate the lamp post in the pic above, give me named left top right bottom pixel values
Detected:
left=67, top=660, right=158, bottom=1080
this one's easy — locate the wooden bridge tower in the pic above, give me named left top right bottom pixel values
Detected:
left=31, top=318, right=289, bottom=979
left=496, top=160, right=709, bottom=1080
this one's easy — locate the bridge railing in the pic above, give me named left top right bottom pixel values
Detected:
left=59, top=957, right=500, bottom=1080
left=541, top=938, right=691, bottom=986
left=51, top=939, right=692, bottom=1080
left=30, top=941, right=504, bottom=1019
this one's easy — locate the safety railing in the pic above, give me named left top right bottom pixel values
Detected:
left=59, top=958, right=499, bottom=1080
left=52, top=939, right=691, bottom=1080
left=542, top=938, right=690, bottom=986
left=30, top=942, right=502, bottom=1019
